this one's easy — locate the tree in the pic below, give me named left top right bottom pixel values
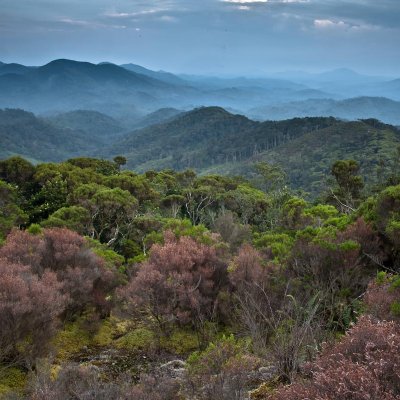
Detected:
left=213, top=211, right=251, bottom=251
left=41, top=206, right=92, bottom=235
left=0, top=259, right=66, bottom=368
left=105, top=171, right=156, bottom=203
left=287, top=218, right=380, bottom=331
left=0, top=180, right=27, bottom=240
left=265, top=316, right=400, bottom=399
left=161, top=194, right=185, bottom=218
left=70, top=184, right=139, bottom=246
left=67, top=157, right=118, bottom=176
left=229, top=245, right=321, bottom=380
left=0, top=228, right=117, bottom=318
left=113, top=155, right=127, bottom=171
left=119, top=231, right=227, bottom=336
left=229, top=244, right=278, bottom=351
left=254, top=161, right=286, bottom=194
left=0, top=156, right=35, bottom=189
left=330, top=159, right=364, bottom=213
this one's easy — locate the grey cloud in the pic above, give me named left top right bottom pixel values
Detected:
left=0, top=0, right=398, bottom=75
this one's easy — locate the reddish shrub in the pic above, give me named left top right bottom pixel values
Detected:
left=363, top=273, right=400, bottom=323
left=0, top=228, right=116, bottom=317
left=265, top=316, right=400, bottom=399
left=0, top=259, right=66, bottom=367
left=228, top=245, right=281, bottom=350
left=119, top=231, right=227, bottom=333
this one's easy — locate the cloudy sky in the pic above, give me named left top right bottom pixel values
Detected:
left=1, top=0, right=399, bottom=75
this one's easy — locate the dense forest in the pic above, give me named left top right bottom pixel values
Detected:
left=1, top=153, right=400, bottom=399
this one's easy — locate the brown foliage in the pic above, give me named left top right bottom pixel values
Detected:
left=213, top=211, right=251, bottom=251
left=0, top=228, right=116, bottom=317
left=265, top=316, right=400, bottom=399
left=119, top=231, right=227, bottom=333
left=127, top=373, right=181, bottom=400
left=26, top=361, right=182, bottom=400
left=364, top=274, right=400, bottom=323
left=229, top=244, right=279, bottom=348
left=27, top=363, right=125, bottom=400
left=0, top=259, right=66, bottom=367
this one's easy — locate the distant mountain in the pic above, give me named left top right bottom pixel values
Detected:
left=45, top=110, right=125, bottom=137
left=120, top=63, right=188, bottom=86
left=273, top=68, right=387, bottom=84
left=249, top=97, right=400, bottom=125
left=375, top=79, right=400, bottom=100
left=0, top=59, right=398, bottom=125
left=0, top=59, right=187, bottom=115
left=178, top=74, right=307, bottom=90
left=0, top=63, right=36, bottom=76
left=0, top=108, right=113, bottom=162
left=130, top=108, right=183, bottom=130
left=270, top=69, right=399, bottom=100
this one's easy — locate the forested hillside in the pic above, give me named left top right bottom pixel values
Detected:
left=105, top=107, right=400, bottom=194
left=1, top=153, right=400, bottom=398
left=3, top=106, right=400, bottom=197
left=106, top=107, right=337, bottom=171
left=46, top=110, right=125, bottom=137
left=0, top=109, right=107, bottom=162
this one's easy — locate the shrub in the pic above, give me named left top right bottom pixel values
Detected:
left=265, top=316, right=400, bottom=399
left=0, top=228, right=117, bottom=318
left=0, top=259, right=66, bottom=367
left=119, top=231, right=227, bottom=335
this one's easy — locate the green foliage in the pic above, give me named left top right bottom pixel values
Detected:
left=87, top=239, right=125, bottom=269
left=52, top=320, right=91, bottom=361
left=254, top=233, right=294, bottom=263
left=67, top=157, right=119, bottom=176
left=0, top=367, right=27, bottom=396
left=163, top=219, right=213, bottom=244
left=27, top=223, right=42, bottom=235
left=159, top=329, right=199, bottom=355
left=41, top=206, right=91, bottom=234
left=390, top=301, right=400, bottom=316
left=338, top=240, right=360, bottom=251
left=323, top=215, right=351, bottom=230
left=91, top=317, right=118, bottom=347
left=303, top=204, right=339, bottom=221
left=254, top=161, right=287, bottom=193
left=357, top=196, right=378, bottom=223
left=390, top=276, right=400, bottom=290
left=0, top=180, right=27, bottom=239
left=376, top=271, right=388, bottom=285
left=115, top=327, right=155, bottom=351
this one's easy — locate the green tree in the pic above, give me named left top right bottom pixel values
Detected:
left=113, top=155, right=127, bottom=171
left=330, top=159, right=364, bottom=213
left=0, top=180, right=27, bottom=240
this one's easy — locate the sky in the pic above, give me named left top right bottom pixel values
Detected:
left=0, top=0, right=399, bottom=76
